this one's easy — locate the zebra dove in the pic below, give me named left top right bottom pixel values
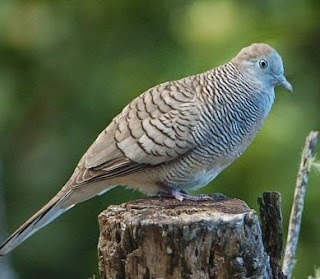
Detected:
left=0, top=43, right=292, bottom=256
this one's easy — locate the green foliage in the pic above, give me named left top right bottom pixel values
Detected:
left=0, top=0, right=320, bottom=278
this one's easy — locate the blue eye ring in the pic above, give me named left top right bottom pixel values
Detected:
left=259, top=59, right=268, bottom=69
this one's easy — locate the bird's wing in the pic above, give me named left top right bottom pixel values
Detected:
left=70, top=80, right=200, bottom=187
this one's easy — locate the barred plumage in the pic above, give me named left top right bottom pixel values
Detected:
left=0, top=43, right=293, bottom=256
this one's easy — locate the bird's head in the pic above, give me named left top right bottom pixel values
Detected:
left=232, top=43, right=293, bottom=92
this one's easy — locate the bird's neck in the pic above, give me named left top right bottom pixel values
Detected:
left=204, top=62, right=275, bottom=113
left=197, top=62, right=275, bottom=150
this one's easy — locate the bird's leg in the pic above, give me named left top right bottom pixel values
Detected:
left=158, top=188, right=221, bottom=202
left=169, top=189, right=214, bottom=201
left=157, top=183, right=228, bottom=201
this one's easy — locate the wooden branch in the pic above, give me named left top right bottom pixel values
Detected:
left=258, top=192, right=286, bottom=279
left=282, top=131, right=320, bottom=279
left=98, top=197, right=272, bottom=279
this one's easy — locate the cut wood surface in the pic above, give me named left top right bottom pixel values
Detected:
left=98, top=197, right=272, bottom=279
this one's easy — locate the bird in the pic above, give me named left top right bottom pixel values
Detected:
left=0, top=43, right=293, bottom=256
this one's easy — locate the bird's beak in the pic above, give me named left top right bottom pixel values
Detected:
left=276, top=74, right=293, bottom=92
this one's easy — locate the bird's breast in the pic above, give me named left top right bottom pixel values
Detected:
left=198, top=88, right=275, bottom=164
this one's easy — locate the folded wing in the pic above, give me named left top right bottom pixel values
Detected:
left=71, top=80, right=200, bottom=187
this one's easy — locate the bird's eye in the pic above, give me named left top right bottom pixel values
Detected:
left=259, top=59, right=268, bottom=69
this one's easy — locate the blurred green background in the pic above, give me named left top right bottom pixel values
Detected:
left=0, top=0, right=319, bottom=278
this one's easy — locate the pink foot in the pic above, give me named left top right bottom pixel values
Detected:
left=159, top=189, right=228, bottom=202
left=171, top=190, right=212, bottom=201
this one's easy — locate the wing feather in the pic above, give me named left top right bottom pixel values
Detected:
left=71, top=79, right=200, bottom=187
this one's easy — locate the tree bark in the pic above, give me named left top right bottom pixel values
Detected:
left=98, top=197, right=272, bottom=279
left=258, top=192, right=286, bottom=279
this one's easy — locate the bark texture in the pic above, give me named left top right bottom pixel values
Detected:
left=258, top=192, right=286, bottom=279
left=98, top=197, right=272, bottom=279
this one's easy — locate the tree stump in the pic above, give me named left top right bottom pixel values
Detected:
left=98, top=197, right=272, bottom=279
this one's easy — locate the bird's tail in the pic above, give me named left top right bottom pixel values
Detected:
left=0, top=189, right=73, bottom=256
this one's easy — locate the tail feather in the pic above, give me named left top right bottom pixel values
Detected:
left=0, top=190, right=73, bottom=256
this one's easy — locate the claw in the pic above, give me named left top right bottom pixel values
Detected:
left=160, top=189, right=214, bottom=201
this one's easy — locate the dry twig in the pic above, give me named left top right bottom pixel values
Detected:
left=282, top=131, right=320, bottom=279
